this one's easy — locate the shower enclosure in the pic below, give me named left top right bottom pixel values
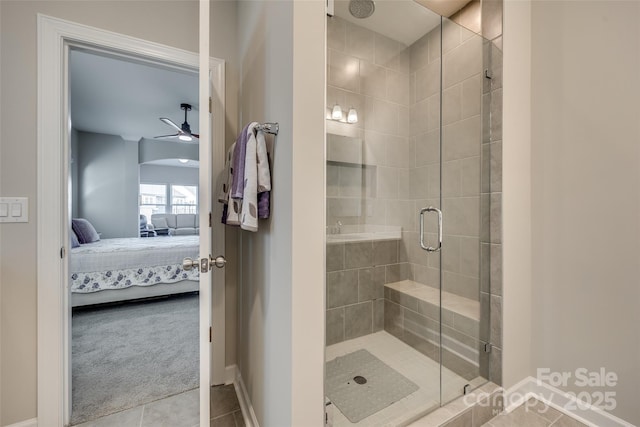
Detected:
left=325, top=0, right=502, bottom=425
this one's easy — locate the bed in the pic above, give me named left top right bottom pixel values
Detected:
left=70, top=235, right=200, bottom=307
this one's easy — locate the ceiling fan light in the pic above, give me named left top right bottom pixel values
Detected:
left=178, top=134, right=192, bottom=142
left=178, top=159, right=189, bottom=164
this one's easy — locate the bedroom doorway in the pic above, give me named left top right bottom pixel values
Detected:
left=67, top=47, right=204, bottom=426
left=36, top=12, right=227, bottom=427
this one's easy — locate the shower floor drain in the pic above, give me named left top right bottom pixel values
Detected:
left=353, top=375, right=367, bottom=385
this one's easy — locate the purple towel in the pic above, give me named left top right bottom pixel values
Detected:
left=258, top=191, right=270, bottom=219
left=231, top=124, right=252, bottom=199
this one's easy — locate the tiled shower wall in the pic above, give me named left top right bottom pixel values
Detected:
left=325, top=0, right=503, bottom=386
left=480, top=0, right=504, bottom=387
left=402, top=21, right=483, bottom=301
left=325, top=16, right=413, bottom=345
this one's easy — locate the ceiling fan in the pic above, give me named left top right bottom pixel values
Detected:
left=155, top=103, right=199, bottom=142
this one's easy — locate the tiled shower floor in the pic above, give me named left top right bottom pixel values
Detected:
left=326, top=331, right=486, bottom=427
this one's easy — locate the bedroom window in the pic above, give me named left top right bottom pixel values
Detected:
left=171, top=185, right=198, bottom=214
left=139, top=183, right=198, bottom=219
left=139, top=184, right=167, bottom=220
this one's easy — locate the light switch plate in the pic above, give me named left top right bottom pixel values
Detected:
left=0, top=197, right=28, bottom=223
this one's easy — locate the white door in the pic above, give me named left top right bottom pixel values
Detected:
left=37, top=10, right=226, bottom=426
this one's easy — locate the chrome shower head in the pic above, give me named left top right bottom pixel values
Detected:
left=348, top=0, right=375, bottom=19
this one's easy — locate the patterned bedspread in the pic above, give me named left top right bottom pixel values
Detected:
left=70, top=236, right=200, bottom=293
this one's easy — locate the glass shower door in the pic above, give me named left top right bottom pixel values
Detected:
left=324, top=2, right=492, bottom=425
left=438, top=16, right=491, bottom=405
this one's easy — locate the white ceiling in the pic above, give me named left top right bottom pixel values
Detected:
left=69, top=49, right=199, bottom=142
left=334, top=0, right=442, bottom=46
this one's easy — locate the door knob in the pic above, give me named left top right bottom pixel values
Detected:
left=182, top=257, right=199, bottom=270
left=183, top=256, right=226, bottom=271
left=211, top=255, right=226, bottom=268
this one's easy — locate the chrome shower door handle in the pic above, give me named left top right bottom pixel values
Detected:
left=419, top=206, right=442, bottom=252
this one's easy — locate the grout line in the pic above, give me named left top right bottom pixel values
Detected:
left=211, top=408, right=241, bottom=421
left=138, top=404, right=145, bottom=427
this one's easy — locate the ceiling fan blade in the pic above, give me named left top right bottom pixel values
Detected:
left=159, top=117, right=182, bottom=133
left=190, top=133, right=199, bottom=139
left=153, top=133, right=179, bottom=139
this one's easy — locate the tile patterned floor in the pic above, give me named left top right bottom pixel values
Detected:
left=73, top=385, right=244, bottom=427
left=482, top=398, right=588, bottom=427
left=326, top=331, right=486, bottom=427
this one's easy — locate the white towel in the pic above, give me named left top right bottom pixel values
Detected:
left=218, top=142, right=242, bottom=225
left=256, top=130, right=271, bottom=194
left=240, top=123, right=259, bottom=231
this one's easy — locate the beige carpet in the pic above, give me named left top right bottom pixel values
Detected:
left=71, top=293, right=199, bottom=425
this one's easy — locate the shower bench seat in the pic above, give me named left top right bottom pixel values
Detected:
left=383, top=280, right=483, bottom=380
left=384, top=280, right=480, bottom=322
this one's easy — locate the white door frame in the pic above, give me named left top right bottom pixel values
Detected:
left=36, top=14, right=226, bottom=426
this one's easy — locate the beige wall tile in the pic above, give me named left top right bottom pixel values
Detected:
left=459, top=236, right=480, bottom=277
left=345, top=242, right=374, bottom=269
left=377, top=166, right=399, bottom=199
left=410, top=33, right=431, bottom=74
left=364, top=198, right=386, bottom=225
left=329, top=50, right=360, bottom=92
left=326, top=308, right=345, bottom=345
left=444, top=271, right=479, bottom=301
left=326, top=242, right=345, bottom=272
left=442, top=196, right=480, bottom=236
left=327, top=270, right=358, bottom=309
left=442, top=235, right=461, bottom=273
left=442, top=18, right=462, bottom=53
left=490, top=88, right=503, bottom=141
left=363, top=130, right=387, bottom=166
left=386, top=136, right=411, bottom=168
left=327, top=16, right=346, bottom=52
left=415, top=59, right=441, bottom=102
left=387, top=69, right=410, bottom=106
left=365, top=97, right=399, bottom=135
left=415, top=130, right=441, bottom=167
left=443, top=36, right=483, bottom=88
left=358, top=266, right=385, bottom=301
left=346, top=22, right=375, bottom=62
left=360, top=60, right=387, bottom=99
left=443, top=160, right=462, bottom=197
left=462, top=74, right=482, bottom=119
left=461, top=156, right=480, bottom=196
left=443, top=84, right=463, bottom=125
left=345, top=301, right=373, bottom=339
left=386, top=200, right=417, bottom=232
left=443, top=115, right=481, bottom=161
left=410, top=98, right=429, bottom=136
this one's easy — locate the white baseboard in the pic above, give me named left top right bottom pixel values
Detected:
left=225, top=364, right=237, bottom=385
left=3, top=418, right=37, bottom=427
left=504, top=376, right=635, bottom=427
left=234, top=368, right=260, bottom=427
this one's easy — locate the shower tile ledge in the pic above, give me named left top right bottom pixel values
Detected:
left=385, top=280, right=480, bottom=321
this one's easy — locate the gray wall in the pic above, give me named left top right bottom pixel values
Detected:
left=210, top=0, right=240, bottom=370
left=71, top=127, right=79, bottom=217
left=530, top=1, right=640, bottom=424
left=76, top=131, right=139, bottom=239
left=139, top=164, right=199, bottom=186
left=236, top=1, right=325, bottom=425
left=138, top=137, right=198, bottom=164
left=0, top=2, right=199, bottom=424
